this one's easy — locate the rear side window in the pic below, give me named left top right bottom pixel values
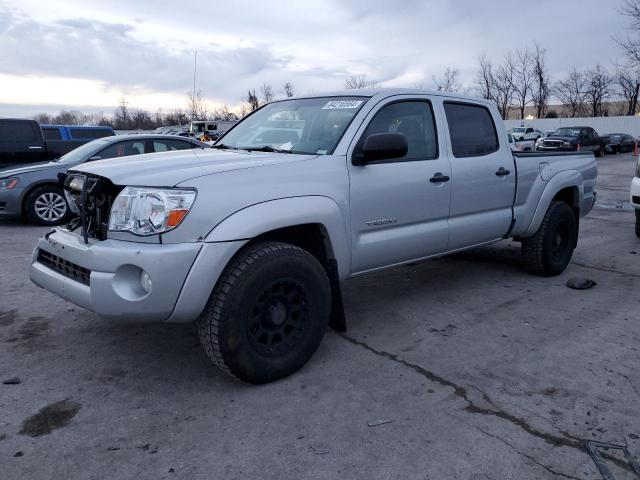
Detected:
left=153, top=139, right=197, bottom=152
left=355, top=101, right=438, bottom=161
left=0, top=120, right=40, bottom=142
left=444, top=103, right=499, bottom=157
left=43, top=128, right=62, bottom=141
left=69, top=128, right=114, bottom=139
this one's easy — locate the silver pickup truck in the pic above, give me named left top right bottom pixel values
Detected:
left=30, top=89, right=597, bottom=383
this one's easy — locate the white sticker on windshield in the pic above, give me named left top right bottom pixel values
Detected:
left=322, top=100, right=363, bottom=110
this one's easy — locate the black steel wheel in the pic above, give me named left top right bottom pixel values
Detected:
left=522, top=201, right=578, bottom=276
left=197, top=241, right=331, bottom=384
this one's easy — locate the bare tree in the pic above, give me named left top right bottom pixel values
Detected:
left=246, top=89, right=260, bottom=112
left=283, top=82, right=295, bottom=97
left=617, top=0, right=640, bottom=65
left=555, top=69, right=587, bottom=118
left=165, top=109, right=190, bottom=126
left=509, top=49, right=535, bottom=120
left=260, top=84, right=275, bottom=104
left=584, top=64, right=612, bottom=117
left=494, top=54, right=516, bottom=119
left=617, top=67, right=640, bottom=115
left=33, top=113, right=52, bottom=124
left=476, top=55, right=495, bottom=101
left=187, top=89, right=208, bottom=120
left=344, top=74, right=378, bottom=89
left=432, top=67, right=461, bottom=92
left=532, top=45, right=551, bottom=119
left=212, top=104, right=238, bottom=121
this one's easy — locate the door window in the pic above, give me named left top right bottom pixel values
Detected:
left=96, top=140, right=146, bottom=160
left=444, top=102, right=499, bottom=157
left=355, top=101, right=438, bottom=162
left=42, top=128, right=62, bottom=141
left=153, top=139, right=197, bottom=152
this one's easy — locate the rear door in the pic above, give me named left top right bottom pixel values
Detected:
left=443, top=101, right=516, bottom=250
left=0, top=120, right=46, bottom=165
left=348, top=96, right=452, bottom=273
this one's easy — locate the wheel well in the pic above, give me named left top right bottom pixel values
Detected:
left=552, top=187, right=579, bottom=210
left=21, top=182, right=61, bottom=212
left=247, top=223, right=346, bottom=332
left=249, top=223, right=334, bottom=265
left=552, top=187, right=580, bottom=247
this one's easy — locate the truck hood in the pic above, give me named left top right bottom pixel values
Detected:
left=69, top=149, right=318, bottom=186
left=0, top=161, right=61, bottom=177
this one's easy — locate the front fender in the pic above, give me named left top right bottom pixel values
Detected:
left=517, top=170, right=583, bottom=238
left=205, top=196, right=351, bottom=279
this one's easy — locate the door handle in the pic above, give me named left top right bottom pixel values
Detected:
left=495, top=167, right=511, bottom=176
left=429, top=173, right=450, bottom=183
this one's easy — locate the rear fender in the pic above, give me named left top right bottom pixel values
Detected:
left=518, top=170, right=583, bottom=238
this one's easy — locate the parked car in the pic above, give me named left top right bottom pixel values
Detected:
left=509, top=126, right=542, bottom=142
left=632, top=155, right=640, bottom=237
left=538, top=126, right=610, bottom=157
left=508, top=133, right=534, bottom=152
left=0, top=134, right=206, bottom=226
left=0, top=119, right=115, bottom=168
left=535, top=131, right=555, bottom=150
left=30, top=89, right=597, bottom=383
left=605, top=133, right=636, bottom=154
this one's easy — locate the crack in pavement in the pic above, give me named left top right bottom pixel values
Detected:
left=336, top=332, right=635, bottom=474
left=571, top=261, right=640, bottom=278
left=473, top=426, right=583, bottom=480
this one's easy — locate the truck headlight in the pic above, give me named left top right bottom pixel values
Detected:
left=108, top=187, right=197, bottom=236
left=0, top=177, right=19, bottom=189
left=562, top=141, right=572, bottom=147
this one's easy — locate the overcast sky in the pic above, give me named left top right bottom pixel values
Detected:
left=0, top=0, right=629, bottom=117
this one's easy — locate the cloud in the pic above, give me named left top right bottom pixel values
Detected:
left=0, top=5, right=289, bottom=101
left=0, top=0, right=627, bottom=113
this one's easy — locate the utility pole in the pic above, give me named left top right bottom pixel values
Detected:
left=191, top=50, right=198, bottom=120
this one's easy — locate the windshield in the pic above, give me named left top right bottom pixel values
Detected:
left=55, top=139, right=109, bottom=164
left=218, top=96, right=369, bottom=155
left=553, top=128, right=580, bottom=137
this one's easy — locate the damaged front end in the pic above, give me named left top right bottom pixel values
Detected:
left=60, top=172, right=122, bottom=243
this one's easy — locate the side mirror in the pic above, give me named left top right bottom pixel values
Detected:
left=353, top=133, right=408, bottom=165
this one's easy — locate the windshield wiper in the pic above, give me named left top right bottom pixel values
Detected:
left=211, top=143, right=239, bottom=150
left=237, top=145, right=293, bottom=154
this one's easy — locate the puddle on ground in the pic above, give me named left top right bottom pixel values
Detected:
left=19, top=399, right=82, bottom=437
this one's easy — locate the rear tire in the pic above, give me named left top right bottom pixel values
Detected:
left=197, top=241, right=331, bottom=384
left=24, top=185, right=70, bottom=226
left=595, top=145, right=605, bottom=157
left=521, top=201, right=578, bottom=276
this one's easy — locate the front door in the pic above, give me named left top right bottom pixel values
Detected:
left=348, top=98, right=452, bottom=274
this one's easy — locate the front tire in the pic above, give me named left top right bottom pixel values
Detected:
left=24, top=185, right=70, bottom=226
left=197, top=242, right=331, bottom=384
left=521, top=201, right=578, bottom=276
left=635, top=210, right=640, bottom=238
